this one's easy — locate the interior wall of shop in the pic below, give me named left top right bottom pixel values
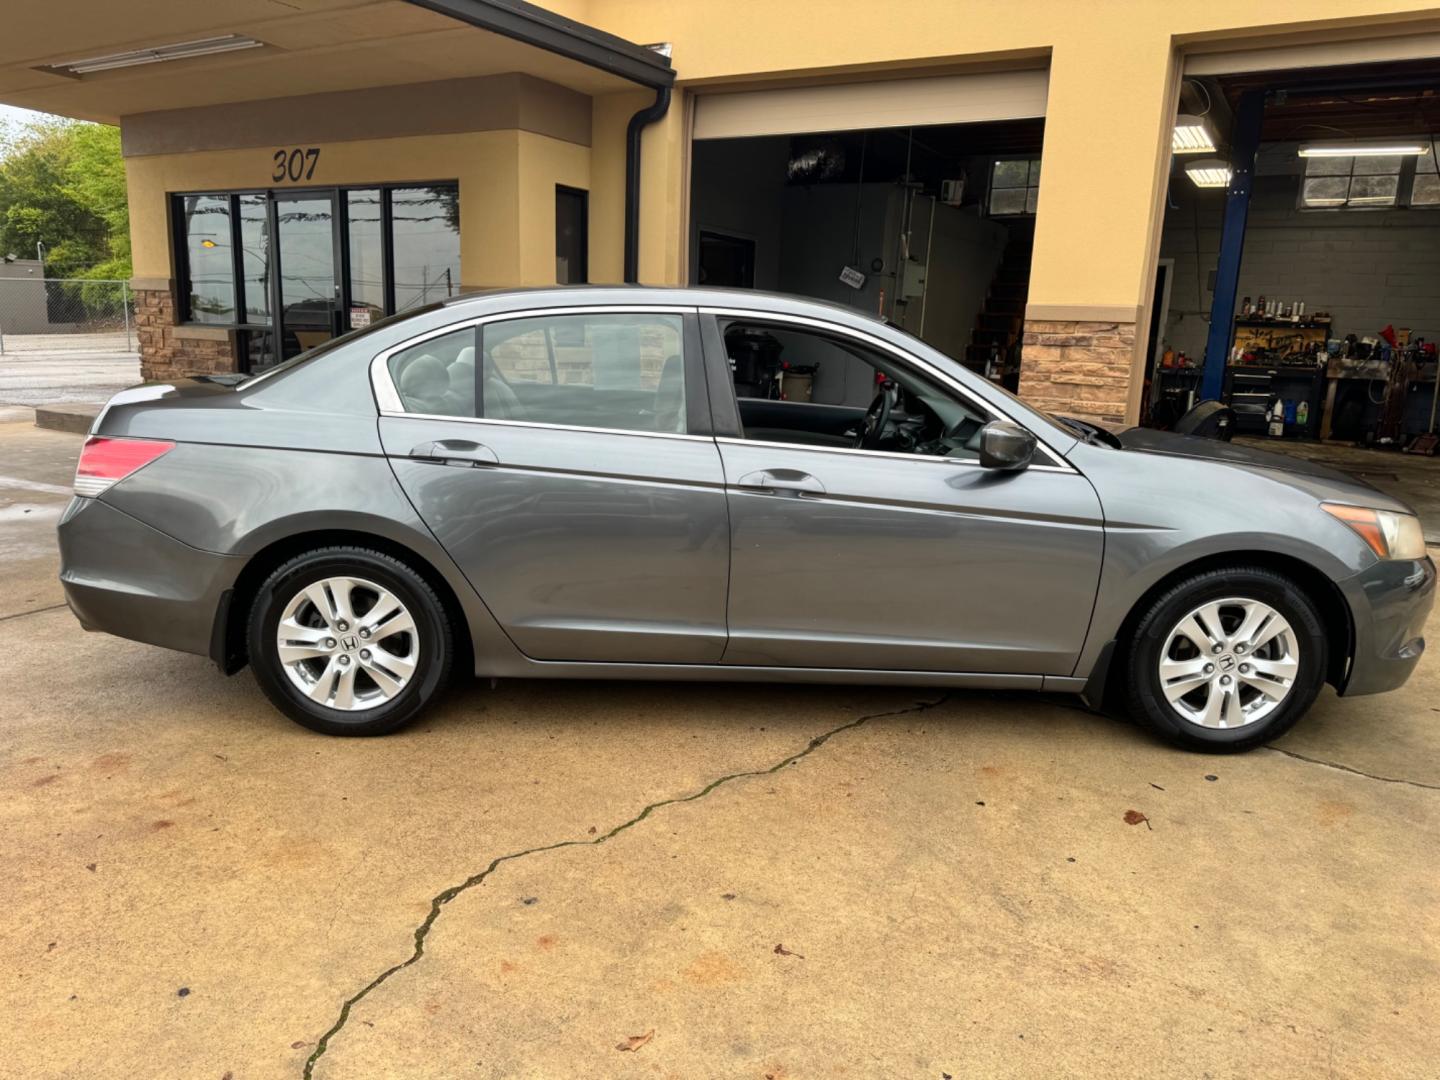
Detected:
left=1158, top=146, right=1440, bottom=360
left=689, top=137, right=1008, bottom=371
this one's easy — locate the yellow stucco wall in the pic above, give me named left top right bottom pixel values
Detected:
left=125, top=129, right=589, bottom=290
left=580, top=0, right=1440, bottom=307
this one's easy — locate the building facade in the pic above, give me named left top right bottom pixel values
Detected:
left=4, top=0, right=1440, bottom=424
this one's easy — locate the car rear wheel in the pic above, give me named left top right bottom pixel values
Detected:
left=247, top=547, right=453, bottom=736
left=1125, top=566, right=1328, bottom=752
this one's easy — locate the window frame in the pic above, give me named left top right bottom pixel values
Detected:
left=170, top=181, right=460, bottom=337
left=371, top=305, right=714, bottom=441
left=1296, top=152, right=1440, bottom=211
left=695, top=308, right=1073, bottom=472
left=986, top=157, right=1041, bottom=218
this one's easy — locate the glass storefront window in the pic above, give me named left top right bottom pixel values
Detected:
left=180, top=194, right=235, bottom=323
left=391, top=186, right=461, bottom=312
left=173, top=182, right=459, bottom=370
left=345, top=188, right=385, bottom=329
left=237, top=193, right=270, bottom=322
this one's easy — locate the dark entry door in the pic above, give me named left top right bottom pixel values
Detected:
left=274, top=190, right=342, bottom=360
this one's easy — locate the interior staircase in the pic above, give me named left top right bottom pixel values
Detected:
left=964, top=221, right=1035, bottom=380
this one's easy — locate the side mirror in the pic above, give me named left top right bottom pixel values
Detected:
left=978, top=420, right=1037, bottom=471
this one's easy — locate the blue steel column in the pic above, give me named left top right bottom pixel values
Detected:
left=1200, top=88, right=1265, bottom=400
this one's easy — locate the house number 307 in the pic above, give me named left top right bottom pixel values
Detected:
left=272, top=147, right=320, bottom=183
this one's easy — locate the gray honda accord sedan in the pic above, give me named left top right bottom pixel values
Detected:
left=58, top=287, right=1433, bottom=751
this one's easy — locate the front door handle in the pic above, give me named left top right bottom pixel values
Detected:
left=735, top=468, right=826, bottom=496
left=408, top=439, right=499, bottom=467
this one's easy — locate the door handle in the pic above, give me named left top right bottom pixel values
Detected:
left=408, top=439, right=499, bottom=467
left=735, top=468, right=826, bottom=496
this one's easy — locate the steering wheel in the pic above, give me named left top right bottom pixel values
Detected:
left=856, top=381, right=898, bottom=450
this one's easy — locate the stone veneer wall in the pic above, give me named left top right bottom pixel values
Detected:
left=1017, top=319, right=1136, bottom=426
left=134, top=287, right=237, bottom=381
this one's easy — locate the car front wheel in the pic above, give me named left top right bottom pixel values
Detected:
left=1125, top=566, right=1329, bottom=752
left=247, top=546, right=453, bottom=736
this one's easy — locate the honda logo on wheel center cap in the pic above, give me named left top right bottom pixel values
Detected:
left=1218, top=654, right=1237, bottom=672
left=342, top=635, right=359, bottom=651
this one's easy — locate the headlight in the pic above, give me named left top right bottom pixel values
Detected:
left=1321, top=503, right=1428, bottom=560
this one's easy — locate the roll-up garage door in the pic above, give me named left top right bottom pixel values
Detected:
left=692, top=68, right=1049, bottom=140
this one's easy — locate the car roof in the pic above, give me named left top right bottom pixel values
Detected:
left=438, top=284, right=893, bottom=329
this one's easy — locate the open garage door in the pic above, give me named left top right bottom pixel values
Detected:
left=690, top=68, right=1049, bottom=393
left=693, top=69, right=1049, bottom=140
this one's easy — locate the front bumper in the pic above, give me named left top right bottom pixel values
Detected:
left=1338, top=554, right=1436, bottom=696
left=58, top=496, right=243, bottom=658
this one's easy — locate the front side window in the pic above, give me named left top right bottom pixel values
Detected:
left=988, top=158, right=1040, bottom=217
left=483, top=313, right=687, bottom=434
left=722, top=320, right=989, bottom=460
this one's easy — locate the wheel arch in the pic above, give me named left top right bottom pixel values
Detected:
left=212, top=528, right=476, bottom=676
left=1091, top=549, right=1354, bottom=710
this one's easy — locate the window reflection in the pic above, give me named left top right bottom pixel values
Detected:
left=346, top=188, right=384, bottom=329
left=238, top=193, right=270, bottom=322
left=392, top=186, right=460, bottom=312
left=181, top=194, right=235, bottom=323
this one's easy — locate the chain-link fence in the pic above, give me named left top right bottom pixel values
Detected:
left=0, top=278, right=135, bottom=355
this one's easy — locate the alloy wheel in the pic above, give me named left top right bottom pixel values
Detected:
left=1157, top=597, right=1299, bottom=729
left=275, top=576, right=419, bottom=711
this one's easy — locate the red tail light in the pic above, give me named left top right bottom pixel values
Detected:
left=74, top=437, right=175, bottom=497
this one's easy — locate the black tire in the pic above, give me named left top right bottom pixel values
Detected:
left=246, top=546, right=453, bottom=736
left=1124, top=566, right=1328, bottom=753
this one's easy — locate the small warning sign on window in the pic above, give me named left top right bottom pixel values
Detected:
left=349, top=307, right=372, bottom=329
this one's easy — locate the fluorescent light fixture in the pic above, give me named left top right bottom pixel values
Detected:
left=48, top=34, right=262, bottom=76
left=1185, top=158, right=1231, bottom=188
left=1298, top=141, right=1431, bottom=158
left=1173, top=114, right=1217, bottom=154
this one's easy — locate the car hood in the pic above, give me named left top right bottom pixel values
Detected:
left=1115, top=427, right=1413, bottom=512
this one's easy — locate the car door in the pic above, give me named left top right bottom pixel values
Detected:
left=701, top=310, right=1105, bottom=676
left=375, top=306, right=730, bottom=663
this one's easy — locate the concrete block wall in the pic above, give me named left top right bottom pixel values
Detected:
left=1159, top=172, right=1440, bottom=360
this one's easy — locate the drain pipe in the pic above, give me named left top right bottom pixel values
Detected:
left=624, top=85, right=672, bottom=284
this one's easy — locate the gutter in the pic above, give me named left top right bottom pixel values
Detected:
left=402, top=0, right=677, bottom=282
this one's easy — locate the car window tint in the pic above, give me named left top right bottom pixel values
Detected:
left=387, top=327, right=476, bottom=417
left=482, top=313, right=687, bottom=434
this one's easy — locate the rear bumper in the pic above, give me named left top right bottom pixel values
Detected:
left=58, top=496, right=243, bottom=658
left=1338, top=554, right=1436, bottom=696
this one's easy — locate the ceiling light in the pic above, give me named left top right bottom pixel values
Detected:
left=1298, top=141, right=1430, bottom=158
left=1173, top=114, right=1217, bottom=154
left=1185, top=158, right=1231, bottom=188
left=46, top=34, right=263, bottom=76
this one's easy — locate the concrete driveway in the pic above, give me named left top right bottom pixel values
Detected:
left=1, top=416, right=1436, bottom=1080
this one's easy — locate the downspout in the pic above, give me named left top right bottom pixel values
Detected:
left=624, top=85, right=672, bottom=284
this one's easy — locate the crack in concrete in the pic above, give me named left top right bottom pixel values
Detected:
left=0, top=603, right=68, bottom=624
left=1264, top=745, right=1440, bottom=791
left=301, top=692, right=949, bottom=1078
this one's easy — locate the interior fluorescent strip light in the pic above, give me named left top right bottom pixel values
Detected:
left=1185, top=158, right=1231, bottom=188
left=1298, top=141, right=1430, bottom=158
left=50, top=35, right=262, bottom=75
left=1172, top=114, right=1217, bottom=154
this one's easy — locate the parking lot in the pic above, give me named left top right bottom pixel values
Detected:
left=1, top=414, right=1437, bottom=1079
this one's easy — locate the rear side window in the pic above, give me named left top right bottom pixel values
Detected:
left=482, top=313, right=687, bottom=434
left=387, top=327, right=476, bottom=416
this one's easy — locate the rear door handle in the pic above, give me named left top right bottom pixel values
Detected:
left=408, top=439, right=499, bottom=467
left=735, top=468, right=826, bottom=496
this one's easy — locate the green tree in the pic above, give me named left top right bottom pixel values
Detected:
left=0, top=117, right=129, bottom=281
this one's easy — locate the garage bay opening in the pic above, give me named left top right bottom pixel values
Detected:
left=690, top=116, right=1044, bottom=400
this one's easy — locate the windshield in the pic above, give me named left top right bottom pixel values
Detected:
left=236, top=302, right=449, bottom=389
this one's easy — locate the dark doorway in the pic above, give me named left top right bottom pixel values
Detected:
left=698, top=230, right=756, bottom=288
left=556, top=186, right=588, bottom=284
